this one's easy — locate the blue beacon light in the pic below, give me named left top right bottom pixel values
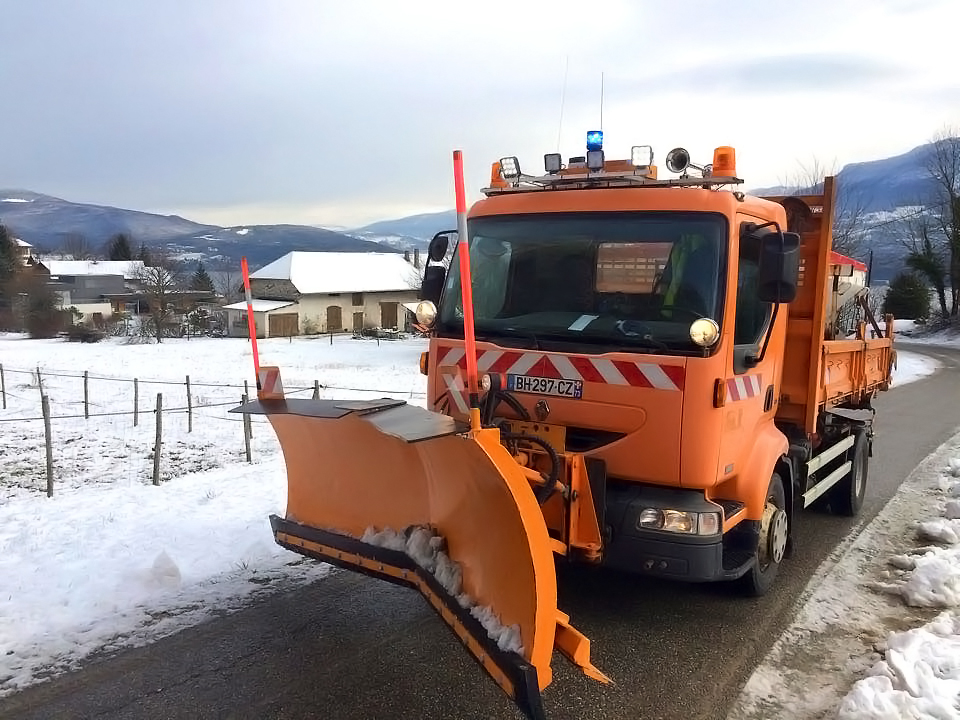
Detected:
left=586, top=130, right=604, bottom=151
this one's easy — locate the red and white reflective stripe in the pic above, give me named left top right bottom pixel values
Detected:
left=258, top=366, right=284, bottom=400
left=441, top=369, right=470, bottom=414
left=434, top=346, right=684, bottom=391
left=725, top=374, right=762, bottom=403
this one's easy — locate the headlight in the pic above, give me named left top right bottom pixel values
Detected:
left=689, top=317, right=720, bottom=347
left=637, top=508, right=722, bottom=536
left=415, top=300, right=437, bottom=327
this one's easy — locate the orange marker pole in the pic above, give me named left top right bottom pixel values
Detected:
left=453, top=150, right=480, bottom=413
left=240, top=256, right=262, bottom=389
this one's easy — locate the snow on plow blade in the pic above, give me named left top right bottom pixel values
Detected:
left=231, top=372, right=607, bottom=719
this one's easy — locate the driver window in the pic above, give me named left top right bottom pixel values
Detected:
left=735, top=224, right=772, bottom=345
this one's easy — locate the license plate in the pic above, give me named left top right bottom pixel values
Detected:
left=506, top=374, right=583, bottom=399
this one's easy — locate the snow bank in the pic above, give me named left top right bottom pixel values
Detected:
left=892, top=350, right=940, bottom=386
left=362, top=526, right=524, bottom=655
left=837, top=612, right=960, bottom=719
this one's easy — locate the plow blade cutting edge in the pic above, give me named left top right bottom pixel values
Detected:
left=231, top=370, right=608, bottom=719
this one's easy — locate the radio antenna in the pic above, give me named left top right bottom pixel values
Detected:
left=600, top=71, right=605, bottom=131
left=556, top=55, right=569, bottom=152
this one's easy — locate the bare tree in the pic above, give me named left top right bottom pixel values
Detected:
left=214, top=269, right=243, bottom=304
left=135, top=250, right=185, bottom=343
left=61, top=232, right=98, bottom=260
left=899, top=127, right=960, bottom=320
left=775, top=157, right=873, bottom=257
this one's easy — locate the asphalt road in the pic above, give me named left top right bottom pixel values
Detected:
left=2, top=343, right=958, bottom=720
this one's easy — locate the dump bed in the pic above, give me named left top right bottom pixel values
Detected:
left=766, top=177, right=893, bottom=435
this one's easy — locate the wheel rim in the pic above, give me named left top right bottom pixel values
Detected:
left=770, top=509, right=788, bottom=564
left=758, top=499, right=788, bottom=569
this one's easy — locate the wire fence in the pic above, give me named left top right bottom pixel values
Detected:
left=0, top=361, right=426, bottom=497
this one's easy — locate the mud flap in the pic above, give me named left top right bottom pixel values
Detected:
left=231, top=388, right=608, bottom=718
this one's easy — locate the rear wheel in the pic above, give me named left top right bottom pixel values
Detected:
left=830, top=431, right=869, bottom=517
left=738, top=473, right=788, bottom=597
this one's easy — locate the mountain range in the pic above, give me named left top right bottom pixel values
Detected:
left=0, top=139, right=949, bottom=281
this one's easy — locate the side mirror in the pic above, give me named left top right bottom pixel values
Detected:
left=758, top=231, right=800, bottom=304
left=420, top=265, right=447, bottom=305
left=428, top=230, right=456, bottom=263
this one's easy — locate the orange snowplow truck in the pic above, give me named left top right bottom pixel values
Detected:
left=234, top=138, right=894, bottom=720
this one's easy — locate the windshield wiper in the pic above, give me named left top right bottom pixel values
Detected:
left=612, top=321, right=670, bottom=351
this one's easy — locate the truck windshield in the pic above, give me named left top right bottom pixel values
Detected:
left=436, top=212, right=727, bottom=353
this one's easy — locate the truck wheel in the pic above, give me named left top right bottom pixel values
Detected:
left=830, top=431, right=868, bottom=517
left=739, top=473, right=788, bottom=597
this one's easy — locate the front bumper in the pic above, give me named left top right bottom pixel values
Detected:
left=602, top=483, right=754, bottom=581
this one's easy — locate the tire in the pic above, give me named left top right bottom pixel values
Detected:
left=738, top=473, right=789, bottom=597
left=830, top=431, right=869, bottom=517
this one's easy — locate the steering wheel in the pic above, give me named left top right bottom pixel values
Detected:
left=658, top=304, right=704, bottom=320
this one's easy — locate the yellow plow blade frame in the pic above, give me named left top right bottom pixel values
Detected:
left=232, top=373, right=607, bottom=719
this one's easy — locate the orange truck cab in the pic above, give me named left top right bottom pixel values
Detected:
left=416, top=137, right=894, bottom=595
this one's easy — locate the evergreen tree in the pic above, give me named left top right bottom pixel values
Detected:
left=107, top=233, right=134, bottom=261
left=0, top=224, right=19, bottom=299
left=138, top=242, right=153, bottom=266
left=191, top=261, right=215, bottom=292
left=882, top=271, right=931, bottom=320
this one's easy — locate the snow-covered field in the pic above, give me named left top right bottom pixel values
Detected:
left=0, top=332, right=427, bottom=695
left=0, top=332, right=943, bottom=701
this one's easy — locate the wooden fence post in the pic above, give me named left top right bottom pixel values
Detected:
left=313, top=379, right=319, bottom=399
left=134, top=378, right=139, bottom=427
left=0, top=363, right=6, bottom=410
left=42, top=394, right=54, bottom=497
left=243, top=380, right=252, bottom=438
left=83, top=370, right=89, bottom=420
left=186, top=375, right=193, bottom=433
left=36, top=366, right=43, bottom=395
left=242, top=393, right=252, bottom=463
left=153, top=393, right=162, bottom=485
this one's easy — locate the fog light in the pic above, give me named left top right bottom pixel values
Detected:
left=637, top=508, right=664, bottom=529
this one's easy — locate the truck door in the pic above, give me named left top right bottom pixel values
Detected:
left=717, top=216, right=779, bottom=480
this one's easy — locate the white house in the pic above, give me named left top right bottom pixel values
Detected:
left=224, top=251, right=422, bottom=338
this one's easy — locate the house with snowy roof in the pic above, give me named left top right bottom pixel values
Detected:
left=34, top=259, right=148, bottom=322
left=222, top=251, right=422, bottom=338
left=14, top=238, right=33, bottom=263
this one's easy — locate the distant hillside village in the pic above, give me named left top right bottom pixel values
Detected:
left=0, top=225, right=425, bottom=342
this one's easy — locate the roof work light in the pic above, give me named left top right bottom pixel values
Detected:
left=544, top=153, right=563, bottom=174
left=586, top=149, right=605, bottom=171
left=631, top=145, right=653, bottom=167
left=499, top=156, right=521, bottom=179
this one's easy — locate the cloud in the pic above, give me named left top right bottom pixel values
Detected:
left=0, top=0, right=956, bottom=227
left=639, top=53, right=906, bottom=96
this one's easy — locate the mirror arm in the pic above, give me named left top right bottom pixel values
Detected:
left=746, top=302, right=780, bottom=367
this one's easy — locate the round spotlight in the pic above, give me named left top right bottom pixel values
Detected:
left=665, top=147, right=691, bottom=174
left=415, top=300, right=438, bottom=327
left=689, top=318, right=720, bottom=347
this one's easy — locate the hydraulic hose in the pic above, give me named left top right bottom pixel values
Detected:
left=501, top=431, right=560, bottom=504
left=481, top=388, right=531, bottom=426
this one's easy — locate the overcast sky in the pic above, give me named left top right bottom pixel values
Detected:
left=1, top=0, right=957, bottom=229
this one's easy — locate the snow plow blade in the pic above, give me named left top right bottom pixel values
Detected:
left=231, top=376, right=608, bottom=719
